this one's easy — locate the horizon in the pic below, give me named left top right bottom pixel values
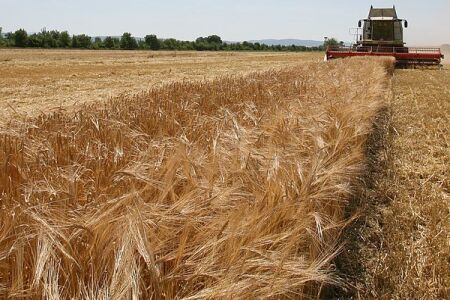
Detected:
left=1, top=0, right=449, bottom=46
left=0, top=29, right=329, bottom=44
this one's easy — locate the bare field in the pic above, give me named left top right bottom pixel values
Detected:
left=0, top=49, right=321, bottom=124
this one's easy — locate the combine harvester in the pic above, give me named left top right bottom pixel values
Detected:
left=326, top=6, right=444, bottom=67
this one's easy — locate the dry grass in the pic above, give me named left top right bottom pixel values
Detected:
left=347, top=67, right=450, bottom=299
left=0, top=57, right=393, bottom=299
left=0, top=49, right=321, bottom=125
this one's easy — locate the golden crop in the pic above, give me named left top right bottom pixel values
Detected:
left=0, top=49, right=320, bottom=124
left=0, top=57, right=394, bottom=299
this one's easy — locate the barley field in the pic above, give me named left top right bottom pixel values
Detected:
left=0, top=50, right=320, bottom=125
left=0, top=49, right=448, bottom=299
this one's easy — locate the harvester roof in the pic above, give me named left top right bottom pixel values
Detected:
left=368, top=6, right=398, bottom=20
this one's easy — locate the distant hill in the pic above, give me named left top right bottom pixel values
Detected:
left=94, top=36, right=144, bottom=42
left=249, top=39, right=323, bottom=47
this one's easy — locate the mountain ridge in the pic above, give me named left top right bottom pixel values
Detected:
left=249, top=39, right=323, bottom=47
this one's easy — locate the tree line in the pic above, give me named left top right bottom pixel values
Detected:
left=0, top=28, right=327, bottom=52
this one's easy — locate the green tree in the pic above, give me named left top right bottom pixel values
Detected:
left=112, top=38, right=120, bottom=48
left=194, top=35, right=223, bottom=51
left=71, top=35, right=78, bottom=48
left=59, top=31, right=71, bottom=48
left=41, top=30, right=57, bottom=48
left=14, top=29, right=28, bottom=47
left=4, top=32, right=14, bottom=46
left=72, top=34, right=92, bottom=48
left=206, top=35, right=222, bottom=44
left=120, top=32, right=138, bottom=50
left=92, top=37, right=103, bottom=49
left=194, top=41, right=208, bottom=51
left=0, top=27, right=4, bottom=46
left=242, top=41, right=253, bottom=51
left=161, top=38, right=179, bottom=50
left=145, top=34, right=161, bottom=50
left=79, top=35, right=92, bottom=48
left=27, top=33, right=41, bottom=47
left=324, top=38, right=340, bottom=48
left=49, top=30, right=60, bottom=47
left=104, top=36, right=115, bottom=49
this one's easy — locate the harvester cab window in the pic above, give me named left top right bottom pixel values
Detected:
left=372, top=21, right=394, bottom=41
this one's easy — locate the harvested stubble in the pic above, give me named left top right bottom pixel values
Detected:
left=0, top=58, right=392, bottom=299
left=355, top=68, right=450, bottom=299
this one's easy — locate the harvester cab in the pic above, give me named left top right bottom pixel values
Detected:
left=326, top=6, right=444, bottom=66
left=358, top=6, right=406, bottom=48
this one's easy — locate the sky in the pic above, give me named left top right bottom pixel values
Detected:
left=1, top=0, right=449, bottom=46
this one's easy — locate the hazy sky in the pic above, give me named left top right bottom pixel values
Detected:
left=1, top=0, right=449, bottom=45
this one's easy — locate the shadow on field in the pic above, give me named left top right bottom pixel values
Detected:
left=323, top=105, right=394, bottom=299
